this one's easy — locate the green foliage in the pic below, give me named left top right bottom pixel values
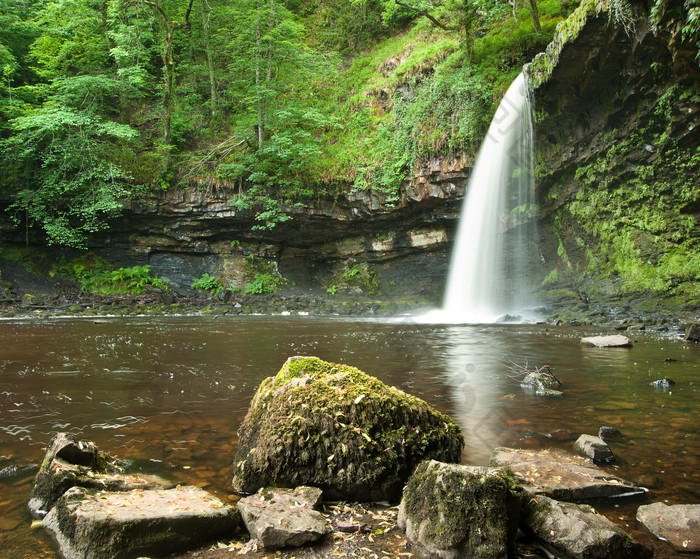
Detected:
left=0, top=0, right=568, bottom=246
left=191, top=273, right=224, bottom=295
left=244, top=272, right=285, bottom=295
left=52, top=254, right=170, bottom=294
left=651, top=0, right=700, bottom=64
left=549, top=84, right=700, bottom=295
left=329, top=262, right=380, bottom=294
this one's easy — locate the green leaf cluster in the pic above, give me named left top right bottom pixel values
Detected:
left=51, top=254, right=170, bottom=294
left=191, top=273, right=224, bottom=295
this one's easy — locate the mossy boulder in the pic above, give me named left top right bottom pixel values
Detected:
left=397, top=460, right=522, bottom=559
left=231, top=356, right=464, bottom=502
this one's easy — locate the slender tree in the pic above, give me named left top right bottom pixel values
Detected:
left=139, top=0, right=195, bottom=147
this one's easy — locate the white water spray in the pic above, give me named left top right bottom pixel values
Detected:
left=425, top=73, right=538, bottom=323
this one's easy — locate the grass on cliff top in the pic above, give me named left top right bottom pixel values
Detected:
left=314, top=0, right=570, bottom=194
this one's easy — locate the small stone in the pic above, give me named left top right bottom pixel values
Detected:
left=520, top=369, right=563, bottom=396
left=548, top=429, right=575, bottom=441
left=522, top=495, right=651, bottom=559
left=580, top=335, right=632, bottom=348
left=238, top=487, right=327, bottom=549
left=636, top=502, right=700, bottom=552
left=574, top=434, right=615, bottom=463
left=598, top=425, right=622, bottom=442
left=649, top=378, right=675, bottom=389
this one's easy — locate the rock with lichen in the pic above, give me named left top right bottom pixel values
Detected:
left=397, top=460, right=522, bottom=559
left=231, top=356, right=464, bottom=502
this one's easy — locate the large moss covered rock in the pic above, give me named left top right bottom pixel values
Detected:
left=231, top=356, right=464, bottom=502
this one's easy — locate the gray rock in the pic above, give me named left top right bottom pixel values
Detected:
left=684, top=322, right=700, bottom=342
left=520, top=370, right=563, bottom=396
left=649, top=378, right=675, bottom=389
left=598, top=425, right=622, bottom=442
left=636, top=502, right=700, bottom=552
left=574, top=434, right=615, bottom=464
left=489, top=447, right=644, bottom=501
left=238, top=486, right=327, bottom=549
left=397, top=460, right=521, bottom=559
left=29, top=432, right=173, bottom=518
left=43, top=485, right=240, bottom=559
left=580, top=334, right=632, bottom=348
left=232, top=356, right=463, bottom=502
left=522, top=495, right=651, bottom=559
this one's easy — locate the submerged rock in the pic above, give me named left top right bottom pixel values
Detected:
left=649, top=378, right=675, bottom=389
left=636, top=502, right=700, bottom=552
left=397, top=460, right=521, bottom=559
left=580, top=335, right=632, bottom=348
left=522, top=495, right=651, bottom=559
left=598, top=425, right=622, bottom=442
left=42, top=485, right=239, bottom=559
left=238, top=487, right=327, bottom=549
left=489, top=447, right=644, bottom=501
left=520, top=369, right=563, bottom=396
left=574, top=434, right=615, bottom=464
left=231, top=356, right=464, bottom=502
left=29, top=432, right=172, bottom=518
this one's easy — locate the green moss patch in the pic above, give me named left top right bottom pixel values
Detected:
left=232, top=356, right=464, bottom=502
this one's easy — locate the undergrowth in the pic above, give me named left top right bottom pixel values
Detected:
left=51, top=254, right=170, bottom=295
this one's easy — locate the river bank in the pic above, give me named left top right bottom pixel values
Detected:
left=1, top=285, right=698, bottom=337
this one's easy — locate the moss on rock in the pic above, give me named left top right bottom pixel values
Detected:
left=231, top=356, right=464, bottom=502
left=397, top=460, right=522, bottom=559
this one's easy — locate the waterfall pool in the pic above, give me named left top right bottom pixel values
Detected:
left=0, top=315, right=698, bottom=557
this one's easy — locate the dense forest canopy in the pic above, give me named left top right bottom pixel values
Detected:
left=0, top=0, right=697, bottom=247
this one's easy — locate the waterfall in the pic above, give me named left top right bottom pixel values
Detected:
left=428, top=72, right=539, bottom=323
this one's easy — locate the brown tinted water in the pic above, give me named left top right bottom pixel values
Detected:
left=0, top=316, right=698, bottom=558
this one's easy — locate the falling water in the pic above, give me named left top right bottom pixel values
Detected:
left=436, top=72, right=538, bottom=323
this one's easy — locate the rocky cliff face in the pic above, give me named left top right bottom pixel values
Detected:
left=79, top=156, right=470, bottom=299
left=527, top=0, right=699, bottom=319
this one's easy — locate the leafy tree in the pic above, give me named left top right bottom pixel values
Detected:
left=356, top=0, right=539, bottom=56
left=210, top=0, right=339, bottom=229
left=3, top=80, right=138, bottom=247
left=0, top=0, right=41, bottom=132
left=136, top=0, right=195, bottom=148
left=1, top=0, right=141, bottom=247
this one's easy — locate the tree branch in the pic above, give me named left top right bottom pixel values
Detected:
left=395, top=1, right=459, bottom=31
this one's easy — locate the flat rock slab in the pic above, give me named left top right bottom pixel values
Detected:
left=29, top=432, right=173, bottom=518
left=522, top=495, right=651, bottom=559
left=489, top=447, right=644, bottom=501
left=636, top=502, right=700, bottom=552
left=43, top=485, right=239, bottom=559
left=238, top=486, right=327, bottom=549
left=580, top=335, right=632, bottom=348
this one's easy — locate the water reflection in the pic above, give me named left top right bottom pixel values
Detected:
left=436, top=325, right=507, bottom=464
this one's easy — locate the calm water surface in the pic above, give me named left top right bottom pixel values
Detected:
left=0, top=316, right=698, bottom=557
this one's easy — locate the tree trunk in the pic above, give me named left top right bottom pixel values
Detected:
left=200, top=0, right=217, bottom=115
left=255, top=11, right=264, bottom=150
left=529, top=0, right=541, bottom=33
left=163, top=23, right=175, bottom=148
